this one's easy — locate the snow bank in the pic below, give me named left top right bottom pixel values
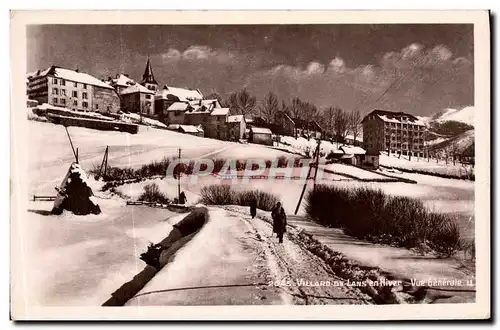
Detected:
left=121, top=113, right=167, bottom=128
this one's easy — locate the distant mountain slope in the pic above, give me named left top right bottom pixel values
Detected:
left=433, top=106, right=475, bottom=127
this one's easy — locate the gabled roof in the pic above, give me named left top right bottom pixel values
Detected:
left=157, top=85, right=204, bottom=102
left=110, top=74, right=135, bottom=87
left=250, top=127, right=272, bottom=134
left=120, top=83, right=155, bottom=95
left=166, top=102, right=190, bottom=111
left=28, top=66, right=114, bottom=90
left=339, top=145, right=366, bottom=155
left=210, top=108, right=230, bottom=116
left=227, top=114, right=245, bottom=123
left=188, top=99, right=221, bottom=109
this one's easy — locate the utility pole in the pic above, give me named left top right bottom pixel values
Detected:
left=178, top=148, right=181, bottom=202
left=294, top=140, right=320, bottom=215
left=312, top=139, right=321, bottom=191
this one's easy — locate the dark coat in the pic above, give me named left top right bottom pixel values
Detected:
left=250, top=200, right=257, bottom=218
left=271, top=206, right=287, bottom=234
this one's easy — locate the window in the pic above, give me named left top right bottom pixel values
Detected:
left=61, top=99, right=66, bottom=105
left=73, top=100, right=78, bottom=106
left=61, top=89, right=66, bottom=96
left=145, top=94, right=151, bottom=99
left=83, top=101, right=88, bottom=108
left=53, top=97, right=58, bottom=103
left=72, top=91, right=78, bottom=98
left=61, top=80, right=65, bottom=86
left=53, top=88, right=59, bottom=95
left=83, top=84, right=87, bottom=89
left=53, top=78, right=58, bottom=84
left=95, top=104, right=99, bottom=110
left=82, top=92, right=88, bottom=99
left=74, top=82, right=78, bottom=87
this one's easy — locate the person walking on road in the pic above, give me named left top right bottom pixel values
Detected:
left=271, top=202, right=287, bottom=243
left=250, top=198, right=257, bottom=219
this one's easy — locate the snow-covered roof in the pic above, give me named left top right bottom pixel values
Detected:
left=120, top=83, right=155, bottom=95
left=52, top=67, right=114, bottom=90
left=188, top=99, right=220, bottom=109
left=167, top=102, right=189, bottom=111
left=111, top=74, right=135, bottom=87
left=210, top=108, right=230, bottom=116
left=377, top=115, right=401, bottom=124
left=167, top=124, right=180, bottom=130
left=250, top=127, right=272, bottom=134
left=157, top=86, right=203, bottom=102
left=375, top=114, right=426, bottom=126
left=179, top=125, right=203, bottom=133
left=339, top=145, right=366, bottom=155
left=227, top=114, right=244, bottom=123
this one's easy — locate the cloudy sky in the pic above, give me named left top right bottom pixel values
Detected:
left=27, top=24, right=473, bottom=116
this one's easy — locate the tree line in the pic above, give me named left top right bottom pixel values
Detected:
left=205, top=89, right=362, bottom=143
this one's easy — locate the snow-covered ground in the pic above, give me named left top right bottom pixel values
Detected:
left=277, top=136, right=353, bottom=157
left=126, top=207, right=368, bottom=306
left=23, top=121, right=292, bottom=195
left=19, top=192, right=188, bottom=306
left=379, top=153, right=474, bottom=178
left=323, top=163, right=389, bottom=180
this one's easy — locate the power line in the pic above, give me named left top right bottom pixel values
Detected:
left=356, top=30, right=467, bottom=115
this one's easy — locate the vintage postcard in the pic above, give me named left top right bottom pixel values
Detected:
left=10, top=10, right=490, bottom=320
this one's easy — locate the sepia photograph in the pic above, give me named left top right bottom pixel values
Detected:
left=10, top=10, right=490, bottom=320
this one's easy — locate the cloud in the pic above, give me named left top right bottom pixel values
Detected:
left=244, top=43, right=473, bottom=116
left=160, top=45, right=236, bottom=63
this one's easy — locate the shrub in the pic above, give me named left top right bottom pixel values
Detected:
left=199, top=185, right=233, bottom=205
left=138, top=183, right=170, bottom=204
left=200, top=184, right=279, bottom=211
left=305, top=185, right=462, bottom=256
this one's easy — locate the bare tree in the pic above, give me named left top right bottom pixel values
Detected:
left=333, top=107, right=349, bottom=143
left=322, top=106, right=336, bottom=139
left=204, top=92, right=227, bottom=106
left=227, top=89, right=257, bottom=116
left=289, top=97, right=305, bottom=121
left=259, top=92, right=280, bottom=123
left=348, top=110, right=362, bottom=145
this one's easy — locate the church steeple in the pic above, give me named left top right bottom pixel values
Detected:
left=140, top=56, right=158, bottom=89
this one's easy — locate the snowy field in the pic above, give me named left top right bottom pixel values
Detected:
left=323, top=163, right=389, bottom=180
left=379, top=154, right=474, bottom=178
left=19, top=193, right=189, bottom=306
left=278, top=136, right=349, bottom=156
left=23, top=120, right=292, bottom=195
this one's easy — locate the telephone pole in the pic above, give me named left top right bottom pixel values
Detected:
left=178, top=148, right=181, bottom=202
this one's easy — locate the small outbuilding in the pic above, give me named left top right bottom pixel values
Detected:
left=178, top=124, right=204, bottom=137
left=249, top=127, right=273, bottom=146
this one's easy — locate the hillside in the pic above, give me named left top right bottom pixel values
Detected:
left=431, top=106, right=475, bottom=127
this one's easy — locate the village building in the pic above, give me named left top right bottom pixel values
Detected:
left=227, top=115, right=247, bottom=141
left=165, top=102, right=190, bottom=125
left=26, top=66, right=120, bottom=113
left=178, top=125, right=204, bottom=137
left=249, top=127, right=273, bottom=146
left=104, top=74, right=135, bottom=94
left=205, top=108, right=230, bottom=140
left=292, top=118, right=323, bottom=139
left=274, top=111, right=296, bottom=136
left=119, top=83, right=155, bottom=116
left=362, top=109, right=426, bottom=157
left=155, top=85, right=204, bottom=117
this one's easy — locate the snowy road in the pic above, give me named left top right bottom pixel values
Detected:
left=126, top=207, right=371, bottom=306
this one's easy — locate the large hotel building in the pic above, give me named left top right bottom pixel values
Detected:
left=362, top=109, right=427, bottom=157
